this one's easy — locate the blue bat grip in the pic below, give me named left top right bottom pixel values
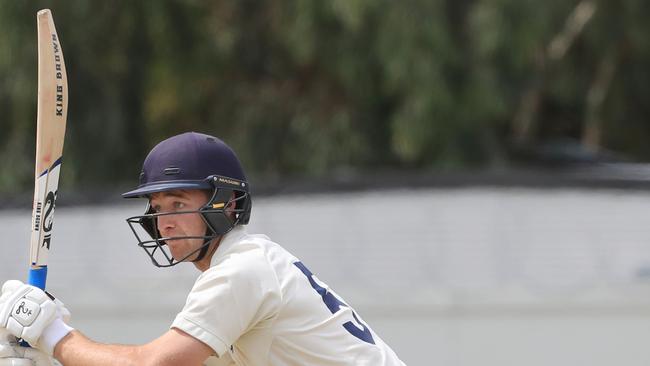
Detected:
left=20, top=267, right=48, bottom=347
left=28, top=266, right=48, bottom=290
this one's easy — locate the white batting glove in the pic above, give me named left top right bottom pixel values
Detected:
left=0, top=281, right=73, bottom=356
left=0, top=328, right=53, bottom=366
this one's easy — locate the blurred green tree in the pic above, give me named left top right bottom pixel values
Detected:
left=0, top=0, right=649, bottom=197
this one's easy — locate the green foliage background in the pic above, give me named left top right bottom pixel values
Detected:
left=1, top=0, right=649, bottom=195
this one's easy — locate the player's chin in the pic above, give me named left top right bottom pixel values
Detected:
left=168, top=241, right=202, bottom=262
left=166, top=241, right=188, bottom=259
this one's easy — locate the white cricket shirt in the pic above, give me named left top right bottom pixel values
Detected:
left=171, top=226, right=405, bottom=366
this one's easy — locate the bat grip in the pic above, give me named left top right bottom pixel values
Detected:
left=28, top=266, right=48, bottom=290
left=19, top=267, right=48, bottom=347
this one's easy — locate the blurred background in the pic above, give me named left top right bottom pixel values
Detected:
left=2, top=1, right=650, bottom=365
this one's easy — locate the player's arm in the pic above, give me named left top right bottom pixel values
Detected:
left=54, top=328, right=214, bottom=366
left=0, top=280, right=214, bottom=366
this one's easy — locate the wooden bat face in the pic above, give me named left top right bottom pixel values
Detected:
left=29, top=9, right=68, bottom=289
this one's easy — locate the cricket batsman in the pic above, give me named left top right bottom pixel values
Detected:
left=0, top=132, right=406, bottom=365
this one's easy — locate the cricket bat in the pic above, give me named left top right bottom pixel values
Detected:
left=28, top=9, right=68, bottom=291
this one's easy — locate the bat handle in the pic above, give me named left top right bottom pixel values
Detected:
left=19, top=266, right=48, bottom=347
left=28, top=266, right=48, bottom=290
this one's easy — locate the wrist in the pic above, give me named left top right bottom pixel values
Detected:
left=38, top=318, right=73, bottom=356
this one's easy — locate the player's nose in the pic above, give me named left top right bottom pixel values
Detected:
left=156, top=214, right=176, bottom=233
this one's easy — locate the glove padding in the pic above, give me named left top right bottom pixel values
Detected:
left=0, top=281, right=73, bottom=355
left=0, top=329, right=53, bottom=366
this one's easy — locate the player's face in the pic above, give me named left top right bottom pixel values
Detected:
left=149, top=189, right=210, bottom=262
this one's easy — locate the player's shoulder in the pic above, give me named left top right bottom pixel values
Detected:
left=218, top=227, right=295, bottom=262
left=201, top=227, right=288, bottom=280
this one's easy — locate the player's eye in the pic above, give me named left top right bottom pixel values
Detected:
left=173, top=201, right=185, bottom=210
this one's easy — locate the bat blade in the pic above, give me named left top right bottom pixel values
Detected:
left=29, top=9, right=68, bottom=290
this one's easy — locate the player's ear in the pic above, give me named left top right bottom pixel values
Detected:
left=227, top=192, right=236, bottom=209
left=222, top=192, right=238, bottom=222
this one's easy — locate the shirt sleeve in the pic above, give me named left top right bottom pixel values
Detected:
left=171, top=248, right=282, bottom=356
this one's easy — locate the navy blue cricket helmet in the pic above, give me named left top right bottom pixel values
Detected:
left=124, top=132, right=252, bottom=267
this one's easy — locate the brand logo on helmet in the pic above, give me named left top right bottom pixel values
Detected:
left=217, top=177, right=242, bottom=187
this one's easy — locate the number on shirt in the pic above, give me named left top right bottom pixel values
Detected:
left=294, top=261, right=375, bottom=345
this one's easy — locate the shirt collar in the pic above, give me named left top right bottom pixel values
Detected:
left=210, top=225, right=247, bottom=267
